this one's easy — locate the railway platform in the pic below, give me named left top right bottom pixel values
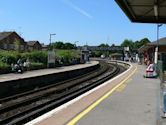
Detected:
left=26, top=63, right=166, bottom=125
left=0, top=61, right=99, bottom=82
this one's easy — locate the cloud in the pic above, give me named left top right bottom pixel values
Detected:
left=62, top=0, right=93, bottom=19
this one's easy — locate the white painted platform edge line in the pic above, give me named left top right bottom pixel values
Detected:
left=25, top=63, right=134, bottom=125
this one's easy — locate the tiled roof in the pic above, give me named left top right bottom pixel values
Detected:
left=138, top=37, right=166, bottom=53
left=0, top=32, right=13, bottom=41
left=27, top=41, right=39, bottom=46
left=149, top=37, right=166, bottom=46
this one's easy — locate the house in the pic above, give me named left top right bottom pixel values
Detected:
left=41, top=43, right=48, bottom=51
left=0, top=31, right=27, bottom=51
left=27, top=41, right=42, bottom=51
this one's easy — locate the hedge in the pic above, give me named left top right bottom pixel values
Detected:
left=30, top=62, right=46, bottom=70
left=0, top=50, right=81, bottom=73
left=0, top=61, right=11, bottom=74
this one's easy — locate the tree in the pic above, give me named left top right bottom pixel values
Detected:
left=50, top=41, right=76, bottom=50
left=52, top=41, right=64, bottom=49
left=98, top=43, right=109, bottom=47
left=111, top=44, right=115, bottom=47
left=137, top=38, right=151, bottom=49
left=64, top=42, right=76, bottom=49
left=121, top=39, right=134, bottom=50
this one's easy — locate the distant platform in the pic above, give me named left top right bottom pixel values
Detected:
left=0, top=61, right=99, bottom=83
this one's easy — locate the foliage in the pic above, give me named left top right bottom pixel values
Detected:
left=135, top=38, right=151, bottom=49
left=0, top=61, right=10, bottom=74
left=51, top=41, right=64, bottom=49
left=0, top=51, right=20, bottom=64
left=121, top=39, right=134, bottom=50
left=98, top=43, right=109, bottom=47
left=0, top=49, right=81, bottom=73
left=30, top=62, right=46, bottom=70
left=120, top=38, right=151, bottom=51
left=55, top=50, right=80, bottom=65
left=90, top=51, right=102, bottom=57
left=0, top=51, right=47, bottom=66
left=25, top=51, right=47, bottom=65
left=51, top=41, right=76, bottom=50
left=64, top=42, right=76, bottom=49
left=111, top=44, right=115, bottom=47
left=0, top=61, right=10, bottom=70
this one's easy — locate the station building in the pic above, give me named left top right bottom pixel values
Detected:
left=115, top=0, right=166, bottom=81
left=138, top=37, right=166, bottom=81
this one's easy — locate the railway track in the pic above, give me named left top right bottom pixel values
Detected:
left=0, top=61, right=126, bottom=125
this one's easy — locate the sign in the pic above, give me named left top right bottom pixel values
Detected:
left=48, top=50, right=55, bottom=64
left=124, top=47, right=129, bottom=51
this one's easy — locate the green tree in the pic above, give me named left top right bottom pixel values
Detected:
left=64, top=42, right=76, bottom=49
left=51, top=41, right=76, bottom=49
left=121, top=39, right=134, bottom=50
left=98, top=43, right=109, bottom=47
left=136, top=38, right=151, bottom=49
left=111, top=44, right=115, bottom=47
left=52, top=41, right=65, bottom=49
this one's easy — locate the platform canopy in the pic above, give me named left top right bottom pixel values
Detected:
left=115, top=0, right=166, bottom=23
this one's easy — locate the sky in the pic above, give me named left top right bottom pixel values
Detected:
left=0, top=0, right=166, bottom=46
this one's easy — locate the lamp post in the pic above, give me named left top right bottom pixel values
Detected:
left=74, top=41, right=79, bottom=48
left=48, top=33, right=56, bottom=68
left=154, top=24, right=162, bottom=64
left=50, top=33, right=56, bottom=45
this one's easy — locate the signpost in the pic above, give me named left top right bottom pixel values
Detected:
left=48, top=33, right=56, bottom=68
left=47, top=50, right=55, bottom=68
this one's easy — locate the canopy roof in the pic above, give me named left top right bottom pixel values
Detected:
left=138, top=37, right=166, bottom=52
left=115, top=0, right=166, bottom=23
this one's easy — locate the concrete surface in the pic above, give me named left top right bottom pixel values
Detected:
left=76, top=64, right=160, bottom=125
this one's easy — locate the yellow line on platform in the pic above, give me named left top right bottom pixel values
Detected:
left=67, top=66, right=137, bottom=125
left=116, top=78, right=132, bottom=92
left=116, top=84, right=127, bottom=92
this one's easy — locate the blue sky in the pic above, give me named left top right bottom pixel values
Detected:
left=0, top=0, right=166, bottom=46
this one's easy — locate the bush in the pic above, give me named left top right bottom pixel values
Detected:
left=0, top=50, right=48, bottom=73
left=0, top=50, right=47, bottom=66
left=0, top=51, right=20, bottom=64
left=30, top=62, right=46, bottom=70
left=55, top=50, right=80, bottom=65
left=0, top=49, right=81, bottom=74
left=0, top=61, right=10, bottom=74
left=91, top=51, right=102, bottom=57
left=29, top=51, right=47, bottom=65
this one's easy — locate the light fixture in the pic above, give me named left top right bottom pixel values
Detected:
left=154, top=5, right=158, bottom=17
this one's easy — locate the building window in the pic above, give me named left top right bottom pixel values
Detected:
left=3, top=44, right=7, bottom=49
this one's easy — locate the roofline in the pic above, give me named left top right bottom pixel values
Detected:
left=0, top=31, right=26, bottom=42
left=115, top=0, right=166, bottom=24
left=115, top=0, right=136, bottom=22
